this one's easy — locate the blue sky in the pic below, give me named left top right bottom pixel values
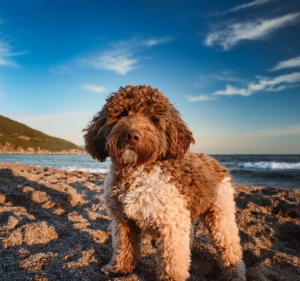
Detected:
left=0, top=0, right=300, bottom=154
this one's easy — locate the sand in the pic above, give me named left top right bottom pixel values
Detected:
left=0, top=162, right=299, bottom=281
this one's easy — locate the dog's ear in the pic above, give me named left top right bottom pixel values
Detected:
left=164, top=106, right=195, bottom=159
left=83, top=106, right=109, bottom=162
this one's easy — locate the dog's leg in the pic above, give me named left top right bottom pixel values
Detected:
left=200, top=179, right=246, bottom=280
left=155, top=213, right=191, bottom=281
left=190, top=217, right=197, bottom=249
left=101, top=219, right=141, bottom=275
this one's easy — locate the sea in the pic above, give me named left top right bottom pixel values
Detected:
left=0, top=154, right=299, bottom=190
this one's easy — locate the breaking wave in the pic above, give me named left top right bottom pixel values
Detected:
left=59, top=166, right=109, bottom=174
left=238, top=162, right=300, bottom=170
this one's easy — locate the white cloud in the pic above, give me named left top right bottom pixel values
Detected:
left=0, top=40, right=27, bottom=67
left=82, top=41, right=138, bottom=75
left=185, top=95, right=218, bottom=102
left=213, top=85, right=250, bottom=96
left=205, top=13, right=300, bottom=50
left=82, top=84, right=106, bottom=93
left=142, top=36, right=173, bottom=47
left=213, top=72, right=300, bottom=96
left=250, top=72, right=300, bottom=91
left=188, top=71, right=300, bottom=101
left=220, top=0, right=269, bottom=15
left=3, top=111, right=95, bottom=146
left=270, top=56, right=300, bottom=71
left=82, top=36, right=173, bottom=75
left=195, top=71, right=249, bottom=88
left=90, top=51, right=137, bottom=75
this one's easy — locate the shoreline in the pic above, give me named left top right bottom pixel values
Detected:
left=0, top=150, right=86, bottom=155
left=0, top=162, right=299, bottom=280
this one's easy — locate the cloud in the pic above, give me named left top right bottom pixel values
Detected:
left=82, top=41, right=138, bottom=75
left=0, top=40, right=27, bottom=67
left=195, top=71, right=249, bottom=88
left=88, top=51, right=137, bottom=75
left=270, top=55, right=300, bottom=71
left=213, top=85, right=250, bottom=96
left=188, top=72, right=300, bottom=101
left=205, top=13, right=300, bottom=50
left=219, top=0, right=269, bottom=15
left=82, top=84, right=106, bottom=93
left=213, top=72, right=300, bottom=96
left=142, top=36, right=173, bottom=47
left=82, top=36, right=173, bottom=75
left=185, top=95, right=218, bottom=102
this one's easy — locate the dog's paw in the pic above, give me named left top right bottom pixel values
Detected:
left=223, top=261, right=246, bottom=281
left=101, top=264, right=132, bottom=276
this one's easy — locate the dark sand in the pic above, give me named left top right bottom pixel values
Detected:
left=0, top=162, right=299, bottom=281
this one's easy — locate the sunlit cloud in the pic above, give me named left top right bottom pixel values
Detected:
left=205, top=13, right=300, bottom=50
left=82, top=40, right=138, bottom=75
left=214, top=85, right=250, bottom=96
left=194, top=71, right=249, bottom=88
left=213, top=72, right=300, bottom=96
left=82, top=84, right=106, bottom=93
left=82, top=36, right=173, bottom=75
left=0, top=40, right=27, bottom=67
left=188, top=72, right=300, bottom=101
left=185, top=95, right=218, bottom=102
left=270, top=55, right=300, bottom=71
left=142, top=36, right=174, bottom=47
left=88, top=51, right=137, bottom=75
left=217, top=0, right=270, bottom=16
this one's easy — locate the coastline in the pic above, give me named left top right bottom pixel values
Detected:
left=0, top=149, right=86, bottom=155
left=0, top=162, right=299, bottom=280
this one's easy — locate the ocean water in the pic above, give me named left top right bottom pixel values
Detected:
left=0, top=154, right=299, bottom=190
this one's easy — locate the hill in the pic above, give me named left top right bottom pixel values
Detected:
left=0, top=115, right=82, bottom=154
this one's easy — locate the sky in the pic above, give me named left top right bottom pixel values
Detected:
left=0, top=0, right=300, bottom=154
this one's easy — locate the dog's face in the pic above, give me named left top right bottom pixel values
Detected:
left=84, top=85, right=194, bottom=166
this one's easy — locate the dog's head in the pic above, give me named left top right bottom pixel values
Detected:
left=83, top=85, right=194, bottom=166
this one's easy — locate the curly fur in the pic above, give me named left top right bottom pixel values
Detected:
left=84, top=85, right=246, bottom=281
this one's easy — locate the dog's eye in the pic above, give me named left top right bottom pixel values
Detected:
left=119, top=111, right=128, bottom=117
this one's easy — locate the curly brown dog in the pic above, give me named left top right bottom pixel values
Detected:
left=84, top=85, right=246, bottom=281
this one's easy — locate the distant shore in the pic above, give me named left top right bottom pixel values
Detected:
left=0, top=148, right=86, bottom=155
left=0, top=162, right=299, bottom=280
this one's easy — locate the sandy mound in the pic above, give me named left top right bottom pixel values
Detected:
left=0, top=162, right=299, bottom=280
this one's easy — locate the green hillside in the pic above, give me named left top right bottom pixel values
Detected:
left=0, top=115, right=81, bottom=153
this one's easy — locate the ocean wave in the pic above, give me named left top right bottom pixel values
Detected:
left=59, top=166, right=109, bottom=174
left=34, top=165, right=109, bottom=174
left=238, top=162, right=300, bottom=170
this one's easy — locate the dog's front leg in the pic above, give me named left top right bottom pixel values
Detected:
left=155, top=215, right=191, bottom=281
left=101, top=218, right=141, bottom=275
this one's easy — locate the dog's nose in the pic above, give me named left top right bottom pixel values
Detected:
left=124, top=129, right=141, bottom=145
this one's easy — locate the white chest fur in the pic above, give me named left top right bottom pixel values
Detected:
left=119, top=166, right=191, bottom=231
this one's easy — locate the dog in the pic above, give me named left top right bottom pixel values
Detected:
left=83, top=85, right=246, bottom=281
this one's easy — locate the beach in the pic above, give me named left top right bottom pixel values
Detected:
left=0, top=162, right=299, bottom=281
